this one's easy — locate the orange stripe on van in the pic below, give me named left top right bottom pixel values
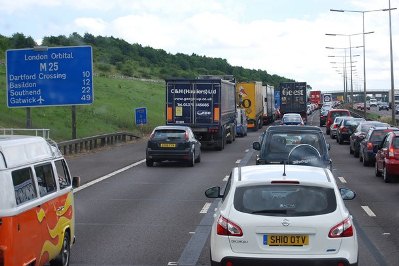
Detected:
left=167, top=107, right=173, bottom=121
left=214, top=107, right=220, bottom=121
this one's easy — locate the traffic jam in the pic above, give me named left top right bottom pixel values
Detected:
left=2, top=78, right=399, bottom=266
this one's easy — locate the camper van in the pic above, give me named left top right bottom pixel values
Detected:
left=0, top=135, right=80, bottom=266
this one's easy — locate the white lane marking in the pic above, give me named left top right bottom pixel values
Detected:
left=223, top=175, right=229, bottom=181
left=361, top=206, right=376, bottom=217
left=245, top=149, right=249, bottom=152
left=337, top=176, right=347, bottom=183
left=168, top=262, right=178, bottom=265
left=74, top=159, right=146, bottom=193
left=383, top=233, right=391, bottom=236
left=235, top=159, right=241, bottom=164
left=189, top=232, right=195, bottom=234
left=200, top=202, right=212, bottom=214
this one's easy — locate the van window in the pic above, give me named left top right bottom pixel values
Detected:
left=35, top=163, right=57, bottom=197
left=12, top=167, right=37, bottom=205
left=55, top=159, right=71, bottom=189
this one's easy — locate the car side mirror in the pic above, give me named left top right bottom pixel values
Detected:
left=205, top=186, right=222, bottom=198
left=339, top=188, right=356, bottom=200
left=253, top=141, right=261, bottom=150
left=72, top=176, right=81, bottom=188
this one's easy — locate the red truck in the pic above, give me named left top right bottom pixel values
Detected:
left=309, top=90, right=321, bottom=108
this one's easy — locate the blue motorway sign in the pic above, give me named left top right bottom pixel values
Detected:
left=135, top=107, right=147, bottom=125
left=6, top=46, right=93, bottom=107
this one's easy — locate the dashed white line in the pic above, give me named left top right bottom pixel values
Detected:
left=168, top=262, right=178, bottom=265
left=235, top=159, right=241, bottom=164
left=337, top=176, right=347, bottom=183
left=222, top=175, right=229, bottom=181
left=245, top=149, right=249, bottom=152
left=200, top=202, right=212, bottom=214
left=361, top=206, right=376, bottom=217
left=74, top=159, right=146, bottom=193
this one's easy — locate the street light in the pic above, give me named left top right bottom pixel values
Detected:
left=326, top=32, right=373, bottom=107
left=330, top=5, right=397, bottom=120
left=327, top=47, right=362, bottom=103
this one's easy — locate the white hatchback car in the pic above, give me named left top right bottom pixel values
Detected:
left=205, top=165, right=358, bottom=266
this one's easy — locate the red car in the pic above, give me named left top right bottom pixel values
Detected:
left=325, top=109, right=351, bottom=135
left=375, top=131, right=399, bottom=182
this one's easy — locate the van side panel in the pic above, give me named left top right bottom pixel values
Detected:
left=0, top=191, right=74, bottom=266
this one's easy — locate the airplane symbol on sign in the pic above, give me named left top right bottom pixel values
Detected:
left=37, top=96, right=45, bottom=104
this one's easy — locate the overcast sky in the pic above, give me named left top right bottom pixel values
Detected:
left=1, top=0, right=398, bottom=92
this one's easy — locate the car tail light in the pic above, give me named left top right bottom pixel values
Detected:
left=217, top=215, right=243, bottom=237
left=388, top=146, right=399, bottom=159
left=328, top=217, right=353, bottom=238
left=184, top=132, right=189, bottom=141
left=333, top=124, right=338, bottom=129
left=341, top=126, right=348, bottom=132
left=367, top=142, right=374, bottom=151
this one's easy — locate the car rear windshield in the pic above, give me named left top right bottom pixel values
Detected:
left=283, top=116, right=302, bottom=123
left=153, top=129, right=186, bottom=140
left=370, top=130, right=393, bottom=142
left=331, top=111, right=349, bottom=119
left=234, top=185, right=337, bottom=217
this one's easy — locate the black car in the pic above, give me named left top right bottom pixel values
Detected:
left=359, top=126, right=399, bottom=166
left=378, top=102, right=389, bottom=111
left=336, top=117, right=365, bottom=144
left=146, top=125, right=201, bottom=167
left=253, top=125, right=332, bottom=170
left=349, top=121, right=389, bottom=157
left=319, top=109, right=329, bottom=127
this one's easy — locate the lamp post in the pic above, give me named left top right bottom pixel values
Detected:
left=327, top=49, right=361, bottom=103
left=330, top=5, right=397, bottom=120
left=388, top=0, right=396, bottom=125
left=326, top=33, right=372, bottom=107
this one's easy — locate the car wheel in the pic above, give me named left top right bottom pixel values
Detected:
left=375, top=163, right=382, bottom=177
left=188, top=150, right=195, bottom=167
left=195, top=151, right=201, bottom=163
left=362, top=154, right=369, bottom=166
left=383, top=166, right=392, bottom=183
left=146, top=158, right=154, bottom=167
left=349, top=145, right=354, bottom=154
left=50, top=231, right=70, bottom=266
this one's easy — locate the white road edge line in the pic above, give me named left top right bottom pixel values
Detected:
left=337, top=176, right=347, bottom=183
left=200, top=202, right=212, bottom=214
left=361, top=206, right=377, bottom=217
left=73, top=159, right=146, bottom=193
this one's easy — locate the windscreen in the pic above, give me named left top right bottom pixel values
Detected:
left=234, top=185, right=336, bottom=217
left=153, top=129, right=186, bottom=140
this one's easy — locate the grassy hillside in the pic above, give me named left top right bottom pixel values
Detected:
left=0, top=64, right=165, bottom=141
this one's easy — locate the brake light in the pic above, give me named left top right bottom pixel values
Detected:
left=217, top=215, right=243, bottom=236
left=185, top=132, right=189, bottom=141
left=328, top=217, right=353, bottom=238
left=271, top=180, right=300, bottom=184
left=389, top=147, right=395, bottom=158
left=367, top=142, right=374, bottom=151
left=333, top=124, right=338, bottom=129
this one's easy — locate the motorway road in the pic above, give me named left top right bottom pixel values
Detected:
left=67, top=111, right=399, bottom=266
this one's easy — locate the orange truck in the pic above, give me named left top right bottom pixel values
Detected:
left=0, top=135, right=80, bottom=266
left=236, top=81, right=264, bottom=131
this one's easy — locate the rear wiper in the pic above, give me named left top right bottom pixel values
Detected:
left=251, top=209, right=287, bottom=214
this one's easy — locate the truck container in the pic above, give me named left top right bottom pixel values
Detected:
left=166, top=78, right=236, bottom=150
left=279, top=82, right=307, bottom=123
left=236, top=81, right=264, bottom=131
left=262, top=84, right=275, bottom=125
left=309, top=90, right=321, bottom=108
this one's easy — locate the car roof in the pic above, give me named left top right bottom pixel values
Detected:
left=232, top=165, right=334, bottom=188
left=266, top=125, right=322, bottom=133
left=154, top=125, right=190, bottom=131
left=369, top=126, right=399, bottom=132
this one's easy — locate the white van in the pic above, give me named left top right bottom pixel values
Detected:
left=0, top=135, right=80, bottom=266
left=369, top=98, right=378, bottom=107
